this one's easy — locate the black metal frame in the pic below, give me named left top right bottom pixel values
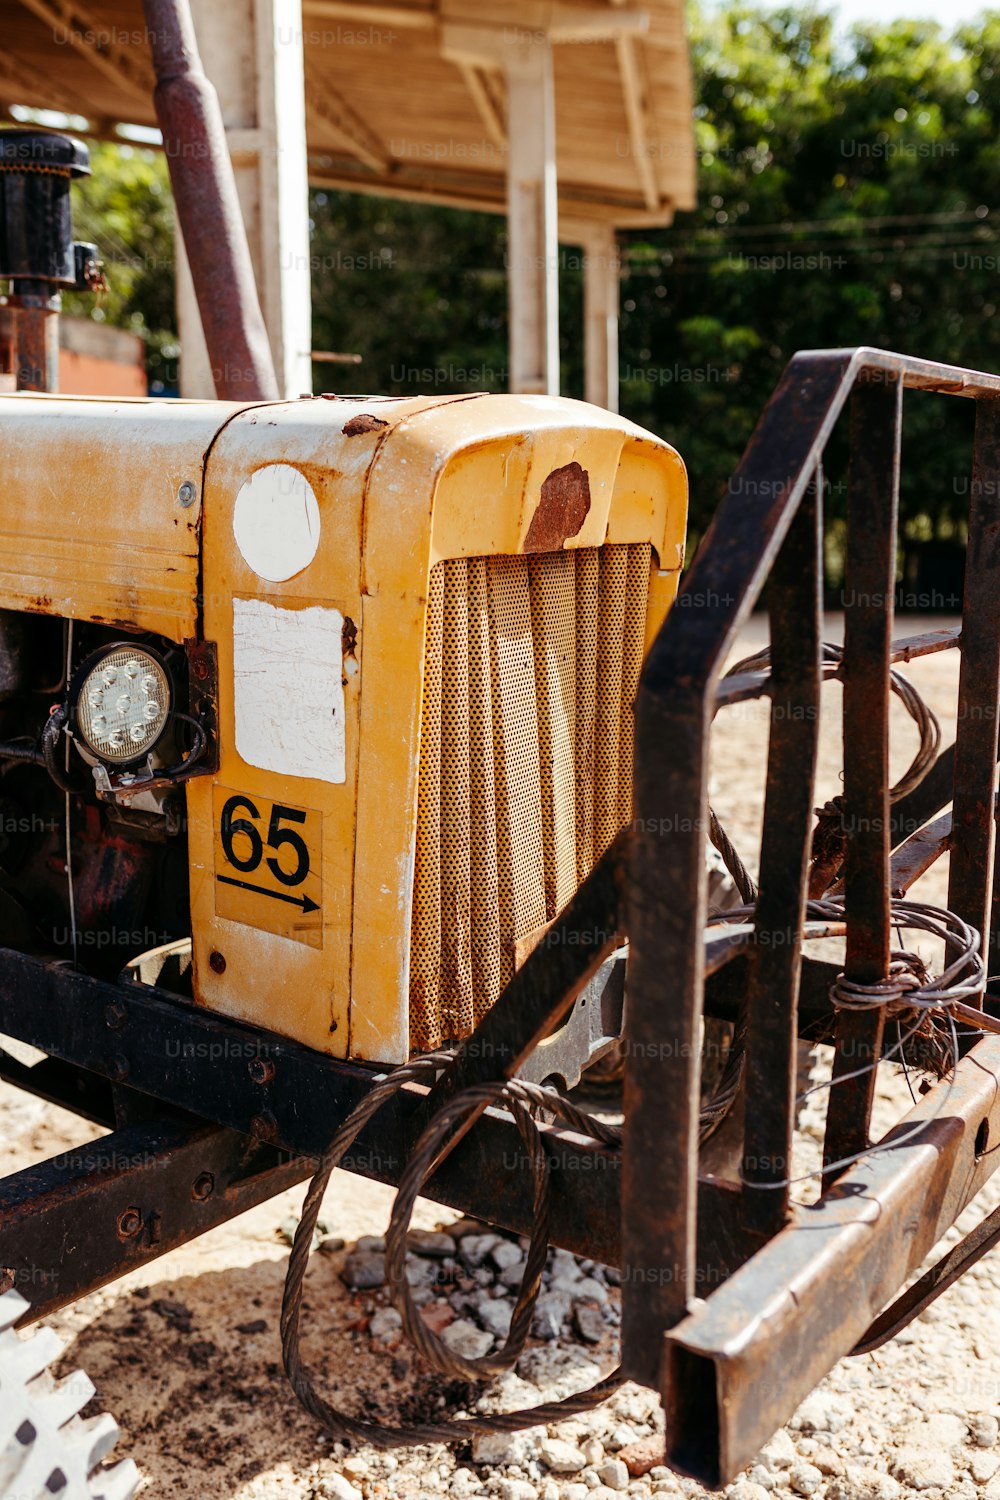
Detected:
left=628, top=348, right=1000, bottom=1482
left=2, top=347, right=1000, bottom=1488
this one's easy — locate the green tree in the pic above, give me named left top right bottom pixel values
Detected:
left=621, top=5, right=997, bottom=547
left=64, top=140, right=178, bottom=391
left=307, top=193, right=510, bottom=396
left=66, top=6, right=1000, bottom=563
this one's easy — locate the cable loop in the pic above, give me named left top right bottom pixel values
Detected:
left=281, top=1055, right=625, bottom=1449
left=831, top=962, right=923, bottom=1013
left=724, top=641, right=942, bottom=808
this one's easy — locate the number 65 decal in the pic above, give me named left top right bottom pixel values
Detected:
left=221, top=795, right=310, bottom=886
left=213, top=787, right=322, bottom=945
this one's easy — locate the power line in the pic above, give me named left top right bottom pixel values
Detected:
left=657, top=207, right=991, bottom=240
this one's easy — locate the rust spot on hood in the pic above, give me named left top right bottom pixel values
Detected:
left=343, top=414, right=389, bottom=436
left=523, top=461, right=591, bottom=553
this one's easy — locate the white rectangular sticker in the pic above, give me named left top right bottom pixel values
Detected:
left=233, top=597, right=346, bottom=784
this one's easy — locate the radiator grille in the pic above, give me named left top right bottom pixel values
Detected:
left=408, top=543, right=652, bottom=1051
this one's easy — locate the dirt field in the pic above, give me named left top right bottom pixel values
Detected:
left=6, top=615, right=1000, bottom=1500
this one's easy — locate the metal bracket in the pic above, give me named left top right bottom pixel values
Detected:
left=517, top=952, right=626, bottom=1090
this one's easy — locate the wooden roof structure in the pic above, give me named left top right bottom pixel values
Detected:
left=0, top=0, right=696, bottom=226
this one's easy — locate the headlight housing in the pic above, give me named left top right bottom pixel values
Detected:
left=70, top=644, right=173, bottom=766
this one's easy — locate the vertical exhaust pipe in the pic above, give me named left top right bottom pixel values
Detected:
left=142, top=0, right=279, bottom=401
left=0, top=128, right=95, bottom=392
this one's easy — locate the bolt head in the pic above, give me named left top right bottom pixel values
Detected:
left=177, top=480, right=197, bottom=508
left=250, top=1111, right=278, bottom=1143
left=117, top=1207, right=142, bottom=1239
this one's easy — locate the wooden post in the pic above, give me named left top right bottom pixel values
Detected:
left=583, top=222, right=620, bottom=411
left=176, top=0, right=312, bottom=398
left=504, top=34, right=559, bottom=396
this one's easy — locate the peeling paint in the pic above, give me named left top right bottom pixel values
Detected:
left=523, top=461, right=592, bottom=553
left=343, top=414, right=389, bottom=436
left=233, top=597, right=346, bottom=784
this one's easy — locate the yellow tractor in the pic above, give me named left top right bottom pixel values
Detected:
left=3, top=80, right=1000, bottom=1500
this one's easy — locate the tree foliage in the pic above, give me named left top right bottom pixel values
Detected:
left=75, top=7, right=1000, bottom=542
left=619, top=4, right=1000, bottom=542
left=64, top=140, right=178, bottom=391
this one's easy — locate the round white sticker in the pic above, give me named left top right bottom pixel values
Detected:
left=233, top=463, right=320, bottom=582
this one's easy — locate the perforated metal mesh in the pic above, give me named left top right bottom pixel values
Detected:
left=409, top=543, right=652, bottom=1051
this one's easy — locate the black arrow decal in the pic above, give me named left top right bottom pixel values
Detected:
left=216, top=873, right=320, bottom=914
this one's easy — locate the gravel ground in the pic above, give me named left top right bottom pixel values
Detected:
left=5, top=615, right=998, bottom=1500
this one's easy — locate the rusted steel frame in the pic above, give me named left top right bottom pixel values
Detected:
left=741, top=474, right=822, bottom=1234
left=0, top=303, right=14, bottom=382
left=0, top=1116, right=308, bottom=1325
left=0, top=948, right=622, bottom=1262
left=890, top=744, right=957, bottom=849
left=885, top=352, right=1000, bottom=397
left=624, top=347, right=997, bottom=1392
left=950, top=403, right=1000, bottom=942
left=624, top=350, right=860, bottom=1388
left=828, top=809, right=954, bottom=901
left=948, top=399, right=1000, bottom=991
left=141, top=0, right=279, bottom=401
left=852, top=1185, right=1000, bottom=1355
left=0, top=1071, right=756, bottom=1325
left=886, top=810, right=953, bottom=897
left=663, top=1032, right=1000, bottom=1487
left=0, top=1047, right=113, bottom=1129
left=714, top=671, right=770, bottom=711
left=821, top=376, right=902, bottom=1182
left=705, top=953, right=843, bottom=1036
left=888, top=626, right=961, bottom=664
left=0, top=974, right=770, bottom=1285
left=992, top=828, right=1000, bottom=978
left=717, top=628, right=958, bottom=716
left=705, top=925, right=844, bottom=985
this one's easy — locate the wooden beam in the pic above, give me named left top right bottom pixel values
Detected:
left=310, top=158, right=507, bottom=214
left=301, top=0, right=435, bottom=28
left=0, top=48, right=94, bottom=119
left=15, top=0, right=156, bottom=100
left=306, top=0, right=650, bottom=36
left=549, top=5, right=649, bottom=44
left=615, top=34, right=659, bottom=212
left=307, top=158, right=671, bottom=225
left=457, top=62, right=506, bottom=151
left=307, top=74, right=389, bottom=172
left=441, top=4, right=649, bottom=50
left=505, top=35, right=559, bottom=395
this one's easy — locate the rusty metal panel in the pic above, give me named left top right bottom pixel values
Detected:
left=0, top=394, right=236, bottom=640
left=352, top=396, right=685, bottom=1064
left=185, top=393, right=685, bottom=1066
